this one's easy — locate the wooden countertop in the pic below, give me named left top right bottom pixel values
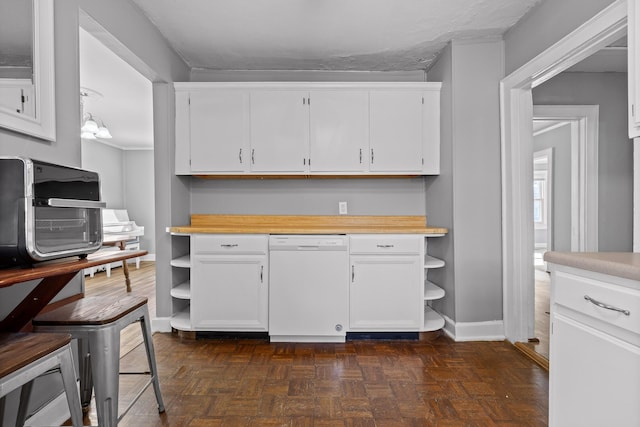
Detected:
left=169, top=214, right=448, bottom=235
left=544, top=252, right=640, bottom=282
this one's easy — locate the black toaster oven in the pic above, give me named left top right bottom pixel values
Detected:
left=0, top=157, right=105, bottom=267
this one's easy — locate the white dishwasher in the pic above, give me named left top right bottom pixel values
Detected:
left=268, top=235, right=349, bottom=342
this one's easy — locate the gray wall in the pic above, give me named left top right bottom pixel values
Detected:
left=81, top=142, right=156, bottom=255
left=533, top=72, right=633, bottom=251
left=124, top=149, right=156, bottom=255
left=426, top=39, right=504, bottom=325
left=191, top=178, right=426, bottom=215
left=533, top=124, right=572, bottom=251
left=0, top=1, right=188, bottom=423
left=81, top=139, right=125, bottom=208
left=504, top=0, right=616, bottom=75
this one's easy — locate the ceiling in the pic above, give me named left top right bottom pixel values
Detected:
left=131, top=0, right=544, bottom=72
left=80, top=27, right=153, bottom=150
left=80, top=0, right=627, bottom=150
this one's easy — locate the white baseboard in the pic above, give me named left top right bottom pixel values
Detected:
left=25, top=392, right=68, bottom=427
left=142, top=254, right=156, bottom=262
left=442, top=315, right=505, bottom=341
left=152, top=317, right=173, bottom=333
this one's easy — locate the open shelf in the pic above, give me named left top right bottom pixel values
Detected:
left=170, top=255, right=191, bottom=268
left=424, top=255, right=445, bottom=269
left=170, top=307, right=191, bottom=331
left=423, top=305, right=445, bottom=331
left=170, top=281, right=191, bottom=299
left=424, top=281, right=445, bottom=300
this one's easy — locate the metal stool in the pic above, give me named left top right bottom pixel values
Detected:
left=0, top=333, right=83, bottom=427
left=33, top=296, right=165, bottom=427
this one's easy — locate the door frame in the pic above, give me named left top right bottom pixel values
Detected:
left=499, top=0, right=627, bottom=342
left=533, top=105, right=600, bottom=252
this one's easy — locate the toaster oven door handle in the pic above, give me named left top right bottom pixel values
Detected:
left=46, top=198, right=107, bottom=209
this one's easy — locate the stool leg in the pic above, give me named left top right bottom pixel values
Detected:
left=139, top=309, right=165, bottom=413
left=15, top=380, right=33, bottom=426
left=59, top=347, right=84, bottom=427
left=76, top=338, right=93, bottom=410
left=89, top=328, right=121, bottom=427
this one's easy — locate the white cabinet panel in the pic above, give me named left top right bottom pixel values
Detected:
left=309, top=90, right=369, bottom=172
left=250, top=90, right=309, bottom=172
left=369, top=91, right=424, bottom=172
left=191, top=255, right=268, bottom=331
left=189, top=90, right=249, bottom=173
left=350, top=256, right=422, bottom=331
left=550, top=313, right=640, bottom=427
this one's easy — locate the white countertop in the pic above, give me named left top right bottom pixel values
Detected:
left=543, top=252, right=640, bottom=282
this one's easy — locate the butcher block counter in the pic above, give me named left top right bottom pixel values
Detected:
left=169, top=214, right=448, bottom=235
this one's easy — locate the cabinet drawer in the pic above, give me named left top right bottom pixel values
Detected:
left=350, top=235, right=421, bottom=255
left=192, top=234, right=268, bottom=255
left=554, top=271, right=640, bottom=335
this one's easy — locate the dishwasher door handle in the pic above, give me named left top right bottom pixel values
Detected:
left=297, top=245, right=320, bottom=250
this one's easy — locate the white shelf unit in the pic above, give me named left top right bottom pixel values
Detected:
left=422, top=235, right=446, bottom=332
left=170, top=232, right=192, bottom=331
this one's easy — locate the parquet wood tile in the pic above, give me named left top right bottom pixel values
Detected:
left=77, top=262, right=549, bottom=426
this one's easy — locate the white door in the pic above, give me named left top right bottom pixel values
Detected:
left=350, top=256, right=422, bottom=331
left=191, top=255, right=268, bottom=331
left=189, top=90, right=249, bottom=173
left=369, top=91, right=423, bottom=172
left=309, top=90, right=369, bottom=172
left=250, top=90, right=309, bottom=172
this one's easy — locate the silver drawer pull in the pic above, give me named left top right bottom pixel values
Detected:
left=220, top=244, right=238, bottom=248
left=584, top=295, right=631, bottom=316
left=376, top=244, right=394, bottom=248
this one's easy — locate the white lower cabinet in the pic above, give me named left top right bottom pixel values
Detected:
left=349, top=235, right=423, bottom=331
left=169, top=233, right=192, bottom=331
left=190, top=234, right=268, bottom=331
left=548, top=268, right=640, bottom=427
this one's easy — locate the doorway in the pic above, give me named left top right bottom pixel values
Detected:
left=500, top=1, right=627, bottom=343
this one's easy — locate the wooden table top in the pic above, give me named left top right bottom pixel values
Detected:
left=0, top=249, right=147, bottom=288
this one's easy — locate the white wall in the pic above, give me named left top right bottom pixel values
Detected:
left=533, top=72, right=633, bottom=252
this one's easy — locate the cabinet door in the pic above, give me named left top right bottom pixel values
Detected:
left=191, top=255, right=268, bottom=331
left=369, top=91, right=423, bottom=172
left=250, top=90, right=309, bottom=172
left=350, top=255, right=422, bottom=331
left=309, top=90, right=369, bottom=172
left=630, top=0, right=640, bottom=138
left=549, top=312, right=640, bottom=427
left=189, top=90, right=249, bottom=173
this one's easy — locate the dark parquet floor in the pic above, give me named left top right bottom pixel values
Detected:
left=82, top=262, right=549, bottom=426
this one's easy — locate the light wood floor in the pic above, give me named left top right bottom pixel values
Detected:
left=79, top=261, right=549, bottom=426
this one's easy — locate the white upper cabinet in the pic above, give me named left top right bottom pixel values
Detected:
left=369, top=90, right=424, bottom=173
left=190, top=90, right=249, bottom=173
left=249, top=90, right=309, bottom=172
left=309, top=90, right=369, bottom=173
left=174, top=82, right=440, bottom=175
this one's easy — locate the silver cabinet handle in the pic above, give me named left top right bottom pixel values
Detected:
left=351, top=265, right=355, bottom=282
left=376, top=244, right=394, bottom=248
left=239, top=148, right=243, bottom=164
left=220, top=244, right=238, bottom=248
left=251, top=149, right=255, bottom=164
left=371, top=148, right=374, bottom=164
left=584, top=295, right=631, bottom=316
left=359, top=148, right=362, bottom=164
left=260, top=265, right=264, bottom=283
left=46, top=198, right=106, bottom=209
